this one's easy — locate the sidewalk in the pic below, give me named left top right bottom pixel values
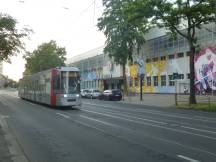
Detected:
left=0, top=116, right=13, bottom=162
left=120, top=93, right=175, bottom=107
left=0, top=113, right=28, bottom=162
left=120, top=93, right=216, bottom=107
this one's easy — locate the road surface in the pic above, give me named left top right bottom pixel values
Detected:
left=0, top=89, right=216, bottom=162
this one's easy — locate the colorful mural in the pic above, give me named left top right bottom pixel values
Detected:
left=144, top=59, right=168, bottom=93
left=195, top=47, right=216, bottom=92
left=128, top=55, right=189, bottom=93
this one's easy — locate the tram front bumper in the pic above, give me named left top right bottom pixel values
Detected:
left=56, top=94, right=81, bottom=106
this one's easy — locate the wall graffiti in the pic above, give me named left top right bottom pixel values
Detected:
left=195, top=47, right=216, bottom=92
left=128, top=54, right=189, bottom=93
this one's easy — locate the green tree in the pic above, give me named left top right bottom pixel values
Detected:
left=0, top=13, right=30, bottom=62
left=23, top=40, right=66, bottom=75
left=123, top=0, right=216, bottom=104
left=5, top=78, right=18, bottom=88
left=97, top=0, right=151, bottom=93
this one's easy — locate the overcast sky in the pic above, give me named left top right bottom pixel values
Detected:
left=1, top=0, right=105, bottom=81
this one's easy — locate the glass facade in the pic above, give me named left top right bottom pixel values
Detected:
left=143, top=23, right=216, bottom=61
left=68, top=23, right=216, bottom=93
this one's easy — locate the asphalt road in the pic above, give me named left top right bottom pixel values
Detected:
left=0, top=89, right=216, bottom=162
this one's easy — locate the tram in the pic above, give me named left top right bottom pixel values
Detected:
left=18, top=67, right=81, bottom=107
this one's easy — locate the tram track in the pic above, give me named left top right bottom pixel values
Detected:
left=1, top=91, right=216, bottom=162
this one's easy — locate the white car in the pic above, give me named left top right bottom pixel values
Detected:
left=80, top=89, right=90, bottom=98
left=86, top=89, right=102, bottom=99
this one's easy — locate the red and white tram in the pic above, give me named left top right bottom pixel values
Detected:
left=18, top=67, right=81, bottom=107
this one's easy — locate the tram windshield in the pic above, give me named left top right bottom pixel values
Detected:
left=60, top=71, right=80, bottom=94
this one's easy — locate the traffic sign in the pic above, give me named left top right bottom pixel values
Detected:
left=137, top=60, right=144, bottom=77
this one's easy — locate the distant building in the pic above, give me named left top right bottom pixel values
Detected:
left=68, top=23, right=216, bottom=94
left=68, top=46, right=124, bottom=91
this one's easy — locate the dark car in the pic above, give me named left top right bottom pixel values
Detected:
left=99, top=89, right=122, bottom=101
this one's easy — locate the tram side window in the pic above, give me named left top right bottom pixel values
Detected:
left=54, top=75, right=60, bottom=94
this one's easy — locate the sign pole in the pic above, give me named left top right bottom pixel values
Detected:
left=140, top=74, right=144, bottom=101
left=137, top=59, right=145, bottom=101
left=140, top=77, right=143, bottom=101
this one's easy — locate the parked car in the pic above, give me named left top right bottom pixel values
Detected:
left=99, top=89, right=122, bottom=101
left=86, top=89, right=102, bottom=99
left=80, top=89, right=90, bottom=98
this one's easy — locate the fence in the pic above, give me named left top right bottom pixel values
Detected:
left=176, top=93, right=216, bottom=107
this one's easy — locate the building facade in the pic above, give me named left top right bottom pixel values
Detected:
left=68, top=46, right=124, bottom=91
left=68, top=23, right=216, bottom=94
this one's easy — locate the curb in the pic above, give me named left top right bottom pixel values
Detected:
left=119, top=99, right=174, bottom=108
left=0, top=115, right=29, bottom=162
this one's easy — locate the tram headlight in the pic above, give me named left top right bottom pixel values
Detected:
left=76, top=94, right=80, bottom=97
left=63, top=94, right=68, bottom=97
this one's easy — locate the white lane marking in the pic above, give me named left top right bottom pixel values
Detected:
left=110, top=111, right=167, bottom=125
left=85, top=108, right=167, bottom=125
left=56, top=113, right=70, bottom=119
left=73, top=119, right=105, bottom=133
left=170, top=124, right=179, bottom=127
left=76, top=116, right=216, bottom=159
left=27, top=102, right=37, bottom=106
left=194, top=115, right=216, bottom=121
left=74, top=111, right=216, bottom=158
left=80, top=115, right=119, bottom=127
left=83, top=106, right=167, bottom=125
left=181, top=126, right=216, bottom=134
left=1, top=115, right=10, bottom=119
left=84, top=104, right=216, bottom=131
left=84, top=102, right=216, bottom=123
left=158, top=137, right=216, bottom=157
left=82, top=109, right=216, bottom=140
left=177, top=155, right=200, bottom=162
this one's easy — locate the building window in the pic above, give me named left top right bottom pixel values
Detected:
left=186, top=51, right=190, bottom=57
left=160, top=56, right=166, bottom=60
left=135, top=78, right=138, bottom=87
left=177, top=52, right=184, bottom=58
left=214, top=31, right=216, bottom=40
left=168, top=75, right=174, bottom=86
left=178, top=74, right=184, bottom=80
left=161, top=75, right=166, bottom=86
left=173, top=39, right=178, bottom=49
left=147, top=77, right=151, bottom=86
left=187, top=73, right=190, bottom=79
left=153, top=76, right=158, bottom=86
left=168, top=54, right=175, bottom=59
left=168, top=38, right=173, bottom=49
left=146, top=58, right=151, bottom=63
left=152, top=57, right=158, bottom=62
left=205, top=28, right=213, bottom=42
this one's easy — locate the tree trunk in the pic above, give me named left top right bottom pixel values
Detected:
left=122, top=64, right=128, bottom=95
left=189, top=44, right=197, bottom=104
